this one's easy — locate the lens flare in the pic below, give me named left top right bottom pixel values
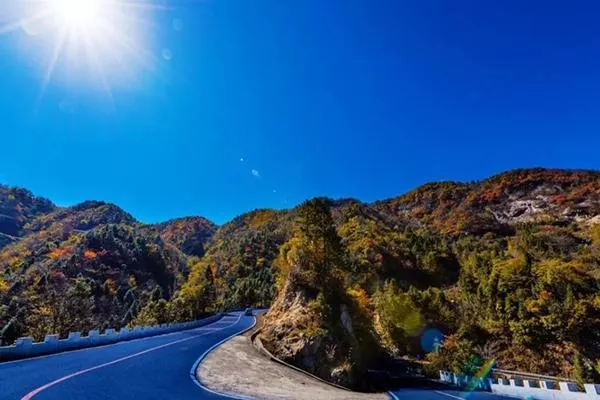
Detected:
left=420, top=328, right=444, bottom=353
left=463, top=358, right=496, bottom=395
left=54, top=0, right=101, bottom=27
left=0, top=0, right=168, bottom=103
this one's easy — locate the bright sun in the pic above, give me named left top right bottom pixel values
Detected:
left=0, top=0, right=165, bottom=99
left=53, top=0, right=103, bottom=28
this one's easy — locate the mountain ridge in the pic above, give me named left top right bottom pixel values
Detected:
left=3, top=167, right=598, bottom=231
left=1, top=168, right=599, bottom=386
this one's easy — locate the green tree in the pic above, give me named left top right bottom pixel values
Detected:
left=177, top=261, right=217, bottom=318
left=374, top=281, right=424, bottom=352
left=26, top=277, right=94, bottom=340
left=574, top=351, right=598, bottom=387
left=287, top=198, right=345, bottom=292
left=133, top=298, right=170, bottom=326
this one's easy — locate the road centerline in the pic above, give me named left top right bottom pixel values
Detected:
left=21, top=316, right=242, bottom=400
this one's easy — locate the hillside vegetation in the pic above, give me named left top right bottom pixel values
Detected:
left=0, top=195, right=212, bottom=343
left=1, top=169, right=599, bottom=388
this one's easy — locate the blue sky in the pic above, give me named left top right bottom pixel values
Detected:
left=1, top=0, right=599, bottom=224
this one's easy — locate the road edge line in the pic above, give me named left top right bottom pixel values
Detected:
left=19, top=315, right=239, bottom=400
left=189, top=315, right=257, bottom=400
left=433, top=390, right=465, bottom=399
left=388, top=390, right=401, bottom=400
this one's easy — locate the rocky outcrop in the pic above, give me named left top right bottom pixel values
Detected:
left=258, top=277, right=378, bottom=390
left=373, top=168, right=600, bottom=234
left=200, top=335, right=387, bottom=400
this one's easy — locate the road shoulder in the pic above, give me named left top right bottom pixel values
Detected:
left=197, top=334, right=388, bottom=400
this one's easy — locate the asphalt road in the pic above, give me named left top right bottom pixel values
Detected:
left=0, top=312, right=254, bottom=400
left=390, top=388, right=518, bottom=400
left=1, top=312, right=518, bottom=400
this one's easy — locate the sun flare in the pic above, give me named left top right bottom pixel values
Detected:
left=53, top=0, right=103, bottom=28
left=0, top=0, right=166, bottom=101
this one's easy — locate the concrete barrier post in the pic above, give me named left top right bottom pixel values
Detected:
left=43, top=335, right=60, bottom=353
left=584, top=384, right=600, bottom=397
left=0, top=313, right=225, bottom=361
left=87, top=330, right=100, bottom=345
left=15, top=337, right=33, bottom=357
left=560, top=381, right=578, bottom=392
left=65, top=332, right=81, bottom=350
left=478, top=378, right=491, bottom=390
left=104, top=329, right=117, bottom=344
left=132, top=326, right=142, bottom=339
left=439, top=371, right=447, bottom=382
left=119, top=327, right=129, bottom=339
left=15, top=337, right=33, bottom=348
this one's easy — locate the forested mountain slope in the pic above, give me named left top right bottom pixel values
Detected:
left=374, top=168, right=600, bottom=234
left=0, top=199, right=211, bottom=344
left=1, top=168, right=599, bottom=387
left=153, top=217, right=217, bottom=257
left=210, top=169, right=600, bottom=387
left=0, top=185, right=55, bottom=249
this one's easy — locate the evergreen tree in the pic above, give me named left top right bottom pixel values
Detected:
left=292, top=198, right=344, bottom=289
left=201, top=265, right=216, bottom=311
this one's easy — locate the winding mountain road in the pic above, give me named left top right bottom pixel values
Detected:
left=0, top=312, right=253, bottom=400
left=0, top=312, right=515, bottom=400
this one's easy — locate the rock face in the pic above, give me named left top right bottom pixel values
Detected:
left=2, top=168, right=600, bottom=380
left=182, top=168, right=600, bottom=310
left=486, top=183, right=598, bottom=225
left=340, top=304, right=355, bottom=337
left=259, top=281, right=363, bottom=389
left=257, top=197, right=382, bottom=391
left=248, top=170, right=600, bottom=387
left=200, top=335, right=387, bottom=400
left=373, top=168, right=600, bottom=234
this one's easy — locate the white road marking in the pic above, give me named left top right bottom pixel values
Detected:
left=21, top=315, right=243, bottom=400
left=189, top=315, right=256, bottom=400
left=434, top=390, right=466, bottom=399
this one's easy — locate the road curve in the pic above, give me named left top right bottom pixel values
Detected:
left=0, top=312, right=254, bottom=400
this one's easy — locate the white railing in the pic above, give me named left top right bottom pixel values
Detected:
left=0, top=313, right=223, bottom=361
left=440, top=371, right=600, bottom=399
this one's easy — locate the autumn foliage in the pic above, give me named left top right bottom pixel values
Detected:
left=1, top=169, right=600, bottom=383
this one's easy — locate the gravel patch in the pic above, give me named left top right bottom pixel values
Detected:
left=197, top=335, right=388, bottom=400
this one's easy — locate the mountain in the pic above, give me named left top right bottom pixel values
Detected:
left=0, top=198, right=213, bottom=344
left=191, top=169, right=600, bottom=312
left=1, top=168, right=599, bottom=386
left=257, top=199, right=386, bottom=390
left=0, top=185, right=55, bottom=249
left=374, top=168, right=600, bottom=235
left=154, top=217, right=217, bottom=257
left=218, top=169, right=600, bottom=387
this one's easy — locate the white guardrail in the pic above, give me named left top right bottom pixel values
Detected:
left=0, top=313, right=224, bottom=362
left=440, top=371, right=600, bottom=399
